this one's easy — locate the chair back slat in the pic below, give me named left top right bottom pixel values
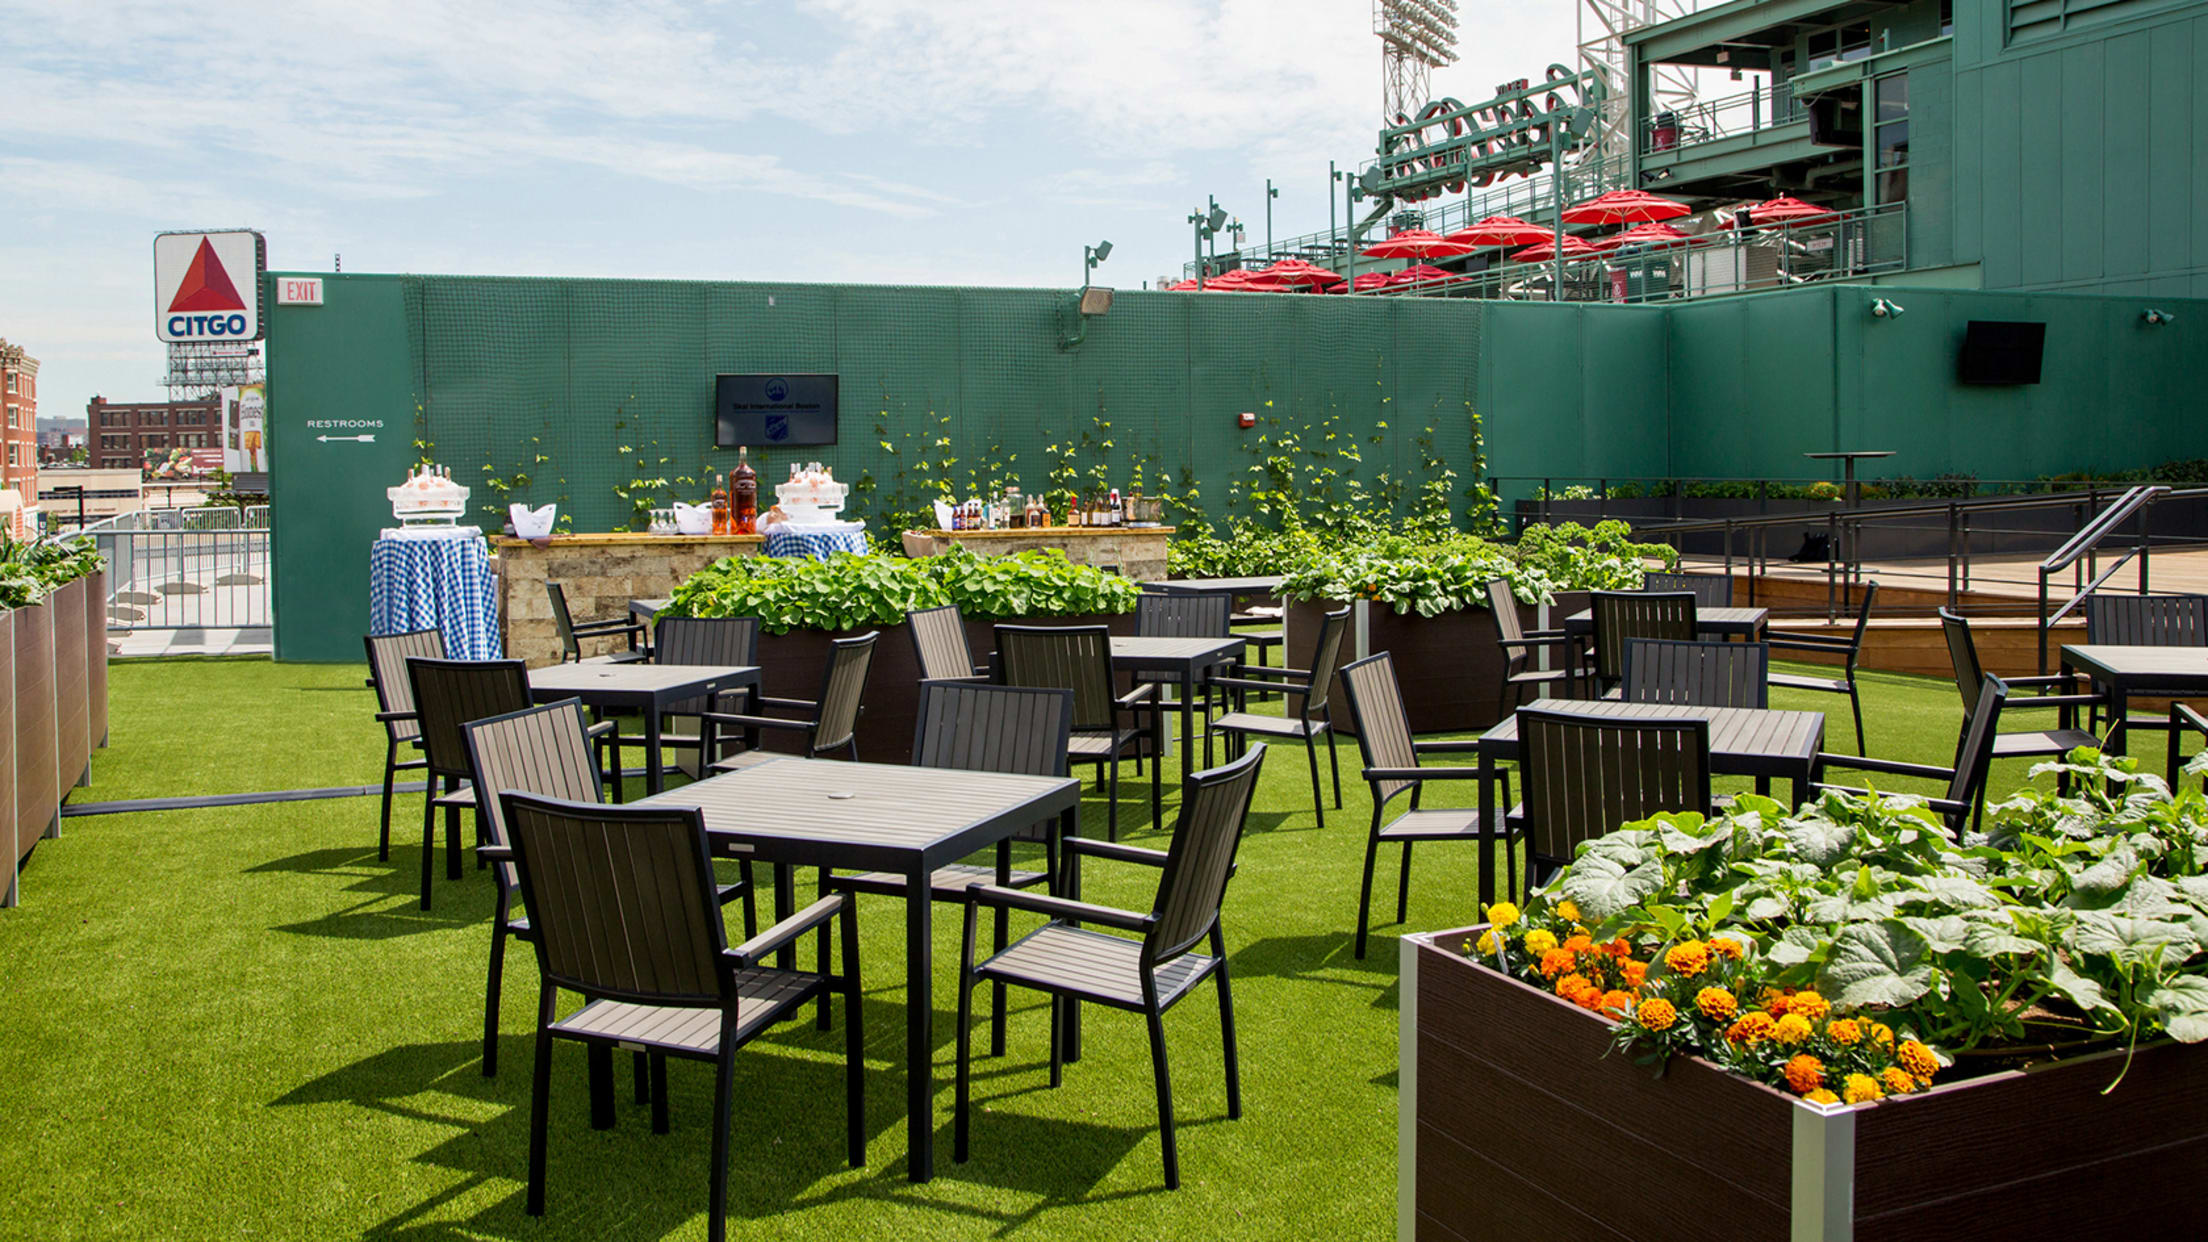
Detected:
left=1337, top=652, right=1420, bottom=804
left=909, top=605, right=979, bottom=681
left=1622, top=639, right=1769, bottom=709
left=1519, top=708, right=1711, bottom=872
left=1590, top=591, right=1697, bottom=684
left=1643, top=572, right=1734, bottom=608
left=1842, top=581, right=1881, bottom=656
left=913, top=681, right=1072, bottom=843
left=407, top=657, right=533, bottom=779
left=1950, top=677, right=2010, bottom=808
left=1146, top=746, right=1266, bottom=963
left=1486, top=578, right=1529, bottom=649
left=1136, top=591, right=1233, bottom=639
left=365, top=628, right=447, bottom=743
left=465, top=700, right=605, bottom=891
left=1939, top=609, right=1987, bottom=713
left=653, top=617, right=760, bottom=715
left=2085, top=594, right=2208, bottom=647
left=813, top=632, right=879, bottom=755
left=544, top=582, right=583, bottom=662
left=501, top=793, right=725, bottom=1005
left=996, top=625, right=1120, bottom=733
left=1296, top=606, right=1353, bottom=719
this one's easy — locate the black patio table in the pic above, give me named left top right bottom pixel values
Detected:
left=629, top=597, right=670, bottom=623
left=2060, top=644, right=2208, bottom=762
left=1152, top=575, right=1286, bottom=597
left=1472, top=699, right=1826, bottom=905
left=1109, top=634, right=1247, bottom=788
left=1562, top=605, right=1771, bottom=640
left=635, top=755, right=1080, bottom=1183
left=526, top=663, right=759, bottom=796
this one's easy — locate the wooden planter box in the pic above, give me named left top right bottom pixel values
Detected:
left=51, top=577, right=90, bottom=792
left=1399, top=928, right=2208, bottom=1242
left=87, top=569, right=109, bottom=751
left=746, top=611, right=1136, bottom=763
left=1285, top=591, right=1587, bottom=737
left=1, top=606, right=14, bottom=907
left=13, top=603, right=57, bottom=892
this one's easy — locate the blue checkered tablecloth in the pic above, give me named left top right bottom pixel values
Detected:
left=763, top=526, right=868, bottom=561
left=369, top=530, right=502, bottom=659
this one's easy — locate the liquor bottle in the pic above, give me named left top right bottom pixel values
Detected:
left=710, top=472, right=729, bottom=536
left=1108, top=487, right=1123, bottom=527
left=731, top=446, right=758, bottom=534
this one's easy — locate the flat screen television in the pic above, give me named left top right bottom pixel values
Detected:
left=714, top=373, right=838, bottom=447
left=1957, top=321, right=2045, bottom=385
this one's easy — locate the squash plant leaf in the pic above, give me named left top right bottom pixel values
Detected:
left=1818, top=920, right=1934, bottom=1008
left=2145, top=977, right=2208, bottom=1044
left=1560, top=853, right=1665, bottom=924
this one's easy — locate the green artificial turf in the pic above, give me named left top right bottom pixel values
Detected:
left=0, top=656, right=2180, bottom=1239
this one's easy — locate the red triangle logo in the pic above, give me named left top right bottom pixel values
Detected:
left=167, top=237, right=246, bottom=313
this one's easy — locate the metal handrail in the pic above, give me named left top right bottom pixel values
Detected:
left=2037, top=485, right=2170, bottom=672
left=2040, top=485, right=2164, bottom=574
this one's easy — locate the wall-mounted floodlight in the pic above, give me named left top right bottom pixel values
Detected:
left=2143, top=308, right=2178, bottom=326
left=1083, top=240, right=1112, bottom=289
left=1869, top=297, right=1905, bottom=319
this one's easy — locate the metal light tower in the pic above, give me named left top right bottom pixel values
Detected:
left=1578, top=0, right=1707, bottom=169
left=1373, top=0, right=1459, bottom=120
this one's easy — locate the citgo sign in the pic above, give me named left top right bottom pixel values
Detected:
left=154, top=230, right=266, bottom=342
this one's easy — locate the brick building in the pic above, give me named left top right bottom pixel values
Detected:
left=1, top=338, right=37, bottom=535
left=87, top=396, right=218, bottom=470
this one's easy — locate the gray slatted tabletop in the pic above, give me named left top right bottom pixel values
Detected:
left=2060, top=644, right=2208, bottom=760
left=527, top=663, right=759, bottom=796
left=636, top=756, right=1080, bottom=1184
left=629, top=597, right=671, bottom=622
left=1152, top=576, right=1285, bottom=596
left=1472, top=700, right=1825, bottom=905
left=1111, top=635, right=1246, bottom=786
left=1562, top=606, right=1771, bottom=639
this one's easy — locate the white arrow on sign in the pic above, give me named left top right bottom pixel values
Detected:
left=316, top=434, right=377, bottom=443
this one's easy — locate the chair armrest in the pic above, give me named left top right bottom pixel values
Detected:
left=1064, top=837, right=1171, bottom=867
left=1499, top=633, right=1576, bottom=649
left=571, top=619, right=646, bottom=638
left=1230, top=664, right=1311, bottom=681
left=965, top=884, right=1155, bottom=933
left=479, top=844, right=514, bottom=863
left=2177, top=704, right=2208, bottom=736
left=374, top=709, right=418, bottom=724
left=2005, top=672, right=2080, bottom=691
left=585, top=719, right=617, bottom=740
left=1362, top=766, right=1490, bottom=782
left=1208, top=674, right=1306, bottom=695
left=755, top=696, right=820, bottom=712
left=1816, top=753, right=1955, bottom=783
left=1413, top=739, right=1483, bottom=753
left=700, top=711, right=815, bottom=733
left=1115, top=684, right=1158, bottom=709
left=727, top=895, right=846, bottom=968
left=1998, top=694, right=2102, bottom=711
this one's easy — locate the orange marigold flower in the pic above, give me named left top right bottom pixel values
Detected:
left=1789, top=990, right=1831, bottom=1022
left=1600, top=989, right=1636, bottom=1016
left=1762, top=988, right=1792, bottom=1017
left=1555, top=973, right=1591, bottom=999
left=1773, top=1013, right=1814, bottom=1045
left=1523, top=929, right=1559, bottom=956
left=1562, top=934, right=1595, bottom=955
left=1897, top=1040, right=1939, bottom=1085
left=1871, top=1022, right=1896, bottom=1047
left=1726, top=1012, right=1777, bottom=1045
left=1539, top=949, right=1578, bottom=979
left=1804, top=1088, right=1840, bottom=1105
left=1881, top=1067, right=1916, bottom=1097
left=1621, top=960, right=1649, bottom=989
left=1710, top=936, right=1745, bottom=961
left=1636, top=997, right=1680, bottom=1031
left=1608, top=938, right=1634, bottom=960
left=1574, top=986, right=1605, bottom=1011
left=1842, top=1073, right=1884, bottom=1105
left=1664, top=940, right=1711, bottom=978
left=1783, top=1054, right=1825, bottom=1095
left=1554, top=900, right=1581, bottom=923
left=1826, top=1018, right=1863, bottom=1046
left=1696, top=987, right=1739, bottom=1021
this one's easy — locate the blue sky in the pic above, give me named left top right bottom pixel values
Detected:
left=5, top=0, right=1575, bottom=420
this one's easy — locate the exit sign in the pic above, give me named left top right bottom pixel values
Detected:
left=276, top=277, right=324, bottom=305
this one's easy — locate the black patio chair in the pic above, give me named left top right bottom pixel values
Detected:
left=996, top=623, right=1156, bottom=839
left=2084, top=594, right=2208, bottom=783
left=703, top=631, right=878, bottom=765
left=545, top=580, right=647, bottom=664
left=1338, top=651, right=1519, bottom=957
left=1131, top=588, right=1236, bottom=749
left=364, top=628, right=445, bottom=861
left=1206, top=604, right=1349, bottom=826
left=488, top=793, right=862, bottom=1242
left=1768, top=580, right=1879, bottom=755
left=954, top=744, right=1265, bottom=1191
left=1816, top=676, right=2008, bottom=830
left=1586, top=590, right=1697, bottom=691
left=827, top=680, right=1073, bottom=1054
left=1489, top=577, right=1581, bottom=710
left=1622, top=637, right=1769, bottom=708
left=405, top=656, right=534, bottom=910
left=463, top=699, right=757, bottom=1078
left=1519, top=706, right=1712, bottom=892
left=626, top=615, right=762, bottom=777
left=1941, top=609, right=2098, bottom=783
left=1642, top=571, right=1734, bottom=607
left=908, top=605, right=989, bottom=682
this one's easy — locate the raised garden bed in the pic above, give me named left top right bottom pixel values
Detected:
left=1284, top=592, right=1587, bottom=736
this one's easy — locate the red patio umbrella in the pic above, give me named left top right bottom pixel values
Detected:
left=1389, top=263, right=1461, bottom=287
left=1444, top=214, right=1553, bottom=248
left=1606, top=221, right=1692, bottom=249
left=1749, top=195, right=1837, bottom=227
left=1343, top=271, right=1395, bottom=292
left=1203, top=269, right=1263, bottom=291
left=1165, top=278, right=1202, bottom=291
left=1251, top=258, right=1345, bottom=288
left=1360, top=229, right=1476, bottom=260
left=1510, top=234, right=1605, bottom=263
left=1561, top=189, right=1692, bottom=226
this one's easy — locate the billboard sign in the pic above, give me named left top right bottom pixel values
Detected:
left=155, top=230, right=266, bottom=342
left=223, top=382, right=267, bottom=474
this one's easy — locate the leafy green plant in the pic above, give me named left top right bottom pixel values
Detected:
left=0, top=534, right=105, bottom=607
left=1275, top=520, right=1674, bottom=615
left=663, top=547, right=1138, bottom=633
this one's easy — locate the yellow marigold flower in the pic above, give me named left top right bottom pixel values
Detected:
left=1636, top=997, right=1680, bottom=1031
left=1783, top=1054, right=1825, bottom=1095
left=1555, top=900, right=1581, bottom=923
left=1826, top=1018, right=1863, bottom=1046
left=1486, top=901, right=1522, bottom=929
left=1664, top=940, right=1711, bottom=978
left=1622, top=960, right=1649, bottom=989
left=1710, top=936, right=1745, bottom=961
left=1871, top=1022, right=1895, bottom=1047
left=1727, top=1011, right=1777, bottom=1045
left=1523, top=929, right=1558, bottom=956
left=1842, top=1073, right=1883, bottom=1105
left=1600, top=989, right=1636, bottom=1016
left=1897, top=1040, right=1939, bottom=1085
left=1555, top=973, right=1591, bottom=1000
left=1539, top=949, right=1577, bottom=979
left=1804, top=1088, right=1840, bottom=1105
left=1773, top=1013, right=1814, bottom=1044
left=1789, top=990, right=1831, bottom=1022
left=1474, top=929, right=1499, bottom=955
left=1696, top=987, right=1739, bottom=1021
left=1881, top=1067, right=1916, bottom=1097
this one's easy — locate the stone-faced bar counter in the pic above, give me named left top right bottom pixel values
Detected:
left=919, top=525, right=1173, bottom=582
left=494, top=533, right=763, bottom=667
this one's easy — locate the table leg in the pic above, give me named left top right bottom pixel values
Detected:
left=643, top=703, right=665, bottom=795
left=1150, top=685, right=1164, bottom=824
left=1478, top=749, right=1497, bottom=908
left=1058, top=805, right=1083, bottom=1062
left=1181, top=673, right=1197, bottom=787
left=906, top=867, right=935, bottom=1183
